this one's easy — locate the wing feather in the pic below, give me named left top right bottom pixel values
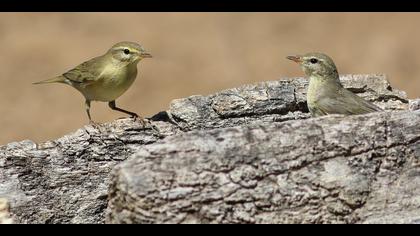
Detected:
left=62, top=56, right=105, bottom=84
left=316, top=88, right=383, bottom=116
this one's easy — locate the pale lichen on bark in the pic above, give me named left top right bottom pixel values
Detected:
left=0, top=198, right=13, bottom=224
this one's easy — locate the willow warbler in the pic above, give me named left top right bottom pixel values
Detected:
left=287, top=52, right=382, bottom=117
left=33, top=41, right=152, bottom=125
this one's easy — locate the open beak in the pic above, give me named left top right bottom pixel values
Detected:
left=286, top=55, right=303, bottom=63
left=141, top=52, right=152, bottom=58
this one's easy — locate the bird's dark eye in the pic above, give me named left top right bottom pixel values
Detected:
left=123, top=49, right=130, bottom=55
left=310, top=58, right=318, bottom=64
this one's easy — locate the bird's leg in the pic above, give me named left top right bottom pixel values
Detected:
left=108, top=101, right=146, bottom=126
left=85, top=100, right=98, bottom=128
left=85, top=99, right=98, bottom=128
left=108, top=100, right=139, bottom=117
left=85, top=100, right=93, bottom=122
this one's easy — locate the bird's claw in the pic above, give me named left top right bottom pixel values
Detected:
left=132, top=116, right=161, bottom=133
left=88, top=120, right=101, bottom=129
left=132, top=115, right=146, bottom=126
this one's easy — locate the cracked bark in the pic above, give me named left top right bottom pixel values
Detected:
left=107, top=110, right=420, bottom=224
left=0, top=74, right=418, bottom=224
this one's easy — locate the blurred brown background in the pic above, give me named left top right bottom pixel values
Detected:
left=0, top=13, right=419, bottom=145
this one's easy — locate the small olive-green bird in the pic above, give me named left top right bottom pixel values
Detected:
left=34, top=41, right=152, bottom=124
left=287, top=52, right=383, bottom=117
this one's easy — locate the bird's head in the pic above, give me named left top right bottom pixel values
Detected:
left=108, top=41, right=152, bottom=64
left=287, top=52, right=339, bottom=80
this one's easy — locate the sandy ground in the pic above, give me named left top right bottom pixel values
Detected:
left=0, top=13, right=419, bottom=145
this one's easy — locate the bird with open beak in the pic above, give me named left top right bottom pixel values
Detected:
left=287, top=52, right=382, bottom=117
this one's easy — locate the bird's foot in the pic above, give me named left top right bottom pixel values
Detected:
left=132, top=115, right=161, bottom=133
left=131, top=115, right=146, bottom=127
left=88, top=120, right=101, bottom=129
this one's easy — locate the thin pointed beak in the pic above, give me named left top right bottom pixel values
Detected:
left=286, top=55, right=303, bottom=63
left=141, top=52, right=152, bottom=58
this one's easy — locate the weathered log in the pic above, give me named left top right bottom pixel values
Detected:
left=107, top=110, right=420, bottom=223
left=0, top=74, right=414, bottom=223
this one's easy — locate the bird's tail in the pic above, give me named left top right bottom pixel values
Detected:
left=33, top=76, right=65, bottom=85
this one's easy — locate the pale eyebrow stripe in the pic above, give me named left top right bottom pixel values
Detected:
left=114, top=47, right=140, bottom=53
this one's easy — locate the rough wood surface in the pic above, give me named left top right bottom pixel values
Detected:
left=0, top=74, right=416, bottom=224
left=107, top=110, right=420, bottom=223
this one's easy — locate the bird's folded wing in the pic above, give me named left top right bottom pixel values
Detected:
left=317, top=89, right=383, bottom=115
left=62, top=56, right=104, bottom=84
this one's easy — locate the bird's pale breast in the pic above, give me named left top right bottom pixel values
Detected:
left=81, top=64, right=138, bottom=102
left=307, top=77, right=324, bottom=108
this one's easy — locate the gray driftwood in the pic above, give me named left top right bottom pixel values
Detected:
left=0, top=74, right=417, bottom=224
